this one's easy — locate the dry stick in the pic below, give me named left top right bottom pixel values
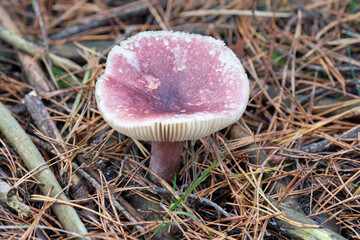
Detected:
left=0, top=102, right=89, bottom=239
left=0, top=5, right=51, bottom=94
left=23, top=92, right=148, bottom=233
left=71, top=162, right=147, bottom=236
left=6, top=1, right=96, bottom=224
left=300, top=126, right=360, bottom=153
left=23, top=92, right=63, bottom=144
left=0, top=180, right=31, bottom=216
left=31, top=134, right=149, bottom=237
left=28, top=128, right=146, bottom=234
left=179, top=9, right=291, bottom=18
left=23, top=91, right=90, bottom=194
left=32, top=0, right=53, bottom=77
left=304, top=63, right=360, bottom=72
left=230, top=125, right=346, bottom=240
left=49, top=0, right=148, bottom=40
left=0, top=8, right=89, bottom=237
left=0, top=27, right=80, bottom=72
left=49, top=0, right=86, bottom=28
left=0, top=27, right=81, bottom=72
left=268, top=198, right=346, bottom=240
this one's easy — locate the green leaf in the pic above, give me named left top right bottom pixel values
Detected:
left=346, top=0, right=358, bottom=12
left=52, top=65, right=76, bottom=88
left=271, top=49, right=286, bottom=67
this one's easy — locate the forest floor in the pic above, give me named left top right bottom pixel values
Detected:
left=0, top=0, right=359, bottom=239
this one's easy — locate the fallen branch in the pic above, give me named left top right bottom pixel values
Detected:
left=269, top=198, right=345, bottom=240
left=29, top=133, right=149, bottom=237
left=0, top=4, right=52, bottom=94
left=71, top=162, right=148, bottom=237
left=0, top=101, right=89, bottom=239
left=23, top=91, right=97, bottom=221
left=0, top=27, right=81, bottom=72
left=300, top=126, right=360, bottom=153
left=0, top=180, right=31, bottom=216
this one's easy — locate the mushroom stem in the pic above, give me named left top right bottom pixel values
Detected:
left=149, top=141, right=184, bottom=183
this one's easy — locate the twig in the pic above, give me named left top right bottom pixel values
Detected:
left=251, top=0, right=271, bottom=42
left=32, top=0, right=54, bottom=81
left=149, top=186, right=231, bottom=218
left=304, top=63, right=360, bottom=72
left=49, top=0, right=148, bottom=40
left=179, top=9, right=292, bottom=18
left=0, top=5, right=51, bottom=94
left=71, top=162, right=147, bottom=236
left=268, top=198, right=346, bottom=240
left=0, top=55, right=20, bottom=66
left=0, top=27, right=81, bottom=72
left=23, top=90, right=98, bottom=222
left=0, top=101, right=89, bottom=239
left=300, top=126, right=360, bottom=153
left=297, top=86, right=329, bottom=106
left=23, top=91, right=63, bottom=144
left=0, top=180, right=31, bottom=216
left=30, top=132, right=149, bottom=237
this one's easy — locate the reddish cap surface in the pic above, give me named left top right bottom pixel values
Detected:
left=96, top=31, right=249, bottom=142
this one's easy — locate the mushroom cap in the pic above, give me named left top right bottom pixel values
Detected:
left=96, top=31, right=249, bottom=142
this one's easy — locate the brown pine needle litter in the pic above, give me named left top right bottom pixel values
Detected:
left=0, top=0, right=359, bottom=239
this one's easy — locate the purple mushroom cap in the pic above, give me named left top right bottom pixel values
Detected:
left=96, top=31, right=249, bottom=142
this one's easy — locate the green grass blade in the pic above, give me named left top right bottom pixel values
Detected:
left=172, top=211, right=213, bottom=236
left=231, top=162, right=294, bottom=178
left=169, top=151, right=224, bottom=211
left=152, top=151, right=224, bottom=237
left=151, top=174, right=178, bottom=237
left=69, top=65, right=91, bottom=131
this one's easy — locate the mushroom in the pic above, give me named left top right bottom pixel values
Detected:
left=95, top=31, right=249, bottom=183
